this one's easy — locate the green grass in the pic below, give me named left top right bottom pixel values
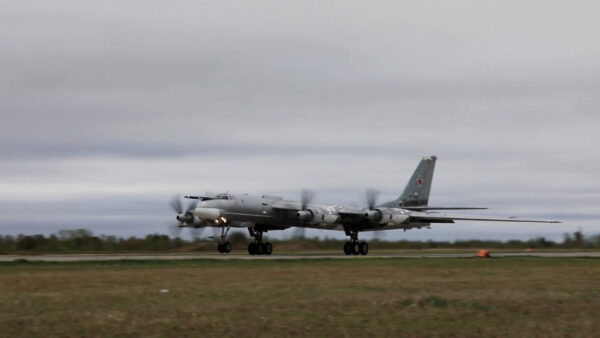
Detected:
left=1, top=257, right=600, bottom=337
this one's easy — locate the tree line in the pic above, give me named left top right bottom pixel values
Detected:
left=0, top=229, right=599, bottom=253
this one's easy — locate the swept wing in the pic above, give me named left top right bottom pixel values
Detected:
left=402, top=206, right=487, bottom=211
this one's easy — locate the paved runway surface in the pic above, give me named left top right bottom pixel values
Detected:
left=2, top=252, right=600, bottom=262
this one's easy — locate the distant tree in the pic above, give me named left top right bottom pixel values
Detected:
left=47, top=234, right=62, bottom=251
left=563, top=233, right=574, bottom=248
left=16, top=235, right=36, bottom=251
left=4, top=228, right=600, bottom=253
left=530, top=237, right=553, bottom=248
left=573, top=230, right=584, bottom=248
left=58, top=229, right=93, bottom=240
left=587, top=234, right=600, bottom=248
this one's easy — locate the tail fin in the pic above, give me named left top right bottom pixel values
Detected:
left=379, top=156, right=437, bottom=208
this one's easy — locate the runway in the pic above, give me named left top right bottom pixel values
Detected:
left=2, top=251, right=600, bottom=262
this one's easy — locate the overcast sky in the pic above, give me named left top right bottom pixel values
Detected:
left=1, top=1, right=598, bottom=241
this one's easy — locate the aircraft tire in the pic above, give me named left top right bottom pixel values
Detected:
left=343, top=242, right=352, bottom=255
left=351, top=242, right=360, bottom=255
left=248, top=242, right=257, bottom=255
left=256, top=242, right=266, bottom=255
left=217, top=243, right=224, bottom=253
left=359, top=241, right=369, bottom=255
left=223, top=241, right=232, bottom=253
left=264, top=242, right=273, bottom=255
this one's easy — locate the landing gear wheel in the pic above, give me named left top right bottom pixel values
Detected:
left=217, top=225, right=232, bottom=253
left=223, top=241, right=232, bottom=253
left=359, top=241, right=369, bottom=256
left=248, top=242, right=257, bottom=255
left=343, top=241, right=352, bottom=255
left=264, top=242, right=273, bottom=255
left=256, top=242, right=266, bottom=255
left=351, top=242, right=360, bottom=255
left=247, top=228, right=269, bottom=256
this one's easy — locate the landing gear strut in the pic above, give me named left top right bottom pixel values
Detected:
left=247, top=228, right=273, bottom=255
left=217, top=225, right=232, bottom=254
left=343, top=228, right=368, bottom=256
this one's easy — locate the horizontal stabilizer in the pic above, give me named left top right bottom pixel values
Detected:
left=404, top=206, right=488, bottom=211
left=410, top=212, right=561, bottom=224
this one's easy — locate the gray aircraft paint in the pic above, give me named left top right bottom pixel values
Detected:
left=378, top=155, right=436, bottom=208
left=175, top=156, right=559, bottom=238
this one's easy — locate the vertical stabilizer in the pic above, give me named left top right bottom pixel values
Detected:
left=379, top=156, right=437, bottom=208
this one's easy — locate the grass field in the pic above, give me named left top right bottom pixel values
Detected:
left=1, top=257, right=599, bottom=337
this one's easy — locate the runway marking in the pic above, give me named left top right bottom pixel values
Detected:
left=1, top=252, right=600, bottom=262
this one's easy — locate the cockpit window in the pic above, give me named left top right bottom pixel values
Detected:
left=214, top=193, right=230, bottom=200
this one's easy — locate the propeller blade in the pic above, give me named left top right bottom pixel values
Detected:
left=373, top=230, right=386, bottom=241
left=206, top=227, right=222, bottom=240
left=186, top=200, right=197, bottom=212
left=190, top=227, right=205, bottom=241
left=168, top=223, right=183, bottom=238
left=170, top=195, right=183, bottom=214
left=366, top=189, right=380, bottom=210
left=300, top=189, right=314, bottom=210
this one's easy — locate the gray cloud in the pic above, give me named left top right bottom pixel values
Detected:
left=1, top=1, right=599, bottom=240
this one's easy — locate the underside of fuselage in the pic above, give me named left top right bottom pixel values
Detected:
left=187, top=190, right=437, bottom=238
left=215, top=209, right=432, bottom=233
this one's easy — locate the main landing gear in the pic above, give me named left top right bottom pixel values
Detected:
left=217, top=225, right=232, bottom=254
left=247, top=228, right=273, bottom=255
left=343, top=241, right=368, bottom=255
left=343, top=228, right=369, bottom=256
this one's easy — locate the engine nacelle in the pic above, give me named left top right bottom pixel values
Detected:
left=176, top=212, right=194, bottom=224
left=364, top=209, right=383, bottom=222
left=383, top=212, right=409, bottom=225
left=177, top=211, right=205, bottom=226
left=195, top=208, right=223, bottom=220
left=295, top=210, right=313, bottom=221
left=322, top=214, right=340, bottom=225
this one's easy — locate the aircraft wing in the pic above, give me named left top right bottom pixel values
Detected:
left=184, top=195, right=215, bottom=201
left=271, top=202, right=367, bottom=218
left=272, top=202, right=366, bottom=213
left=271, top=201, right=302, bottom=210
left=337, top=207, right=367, bottom=216
left=409, top=212, right=561, bottom=224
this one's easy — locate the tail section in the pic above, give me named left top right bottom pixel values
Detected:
left=400, top=155, right=436, bottom=206
left=379, top=156, right=437, bottom=208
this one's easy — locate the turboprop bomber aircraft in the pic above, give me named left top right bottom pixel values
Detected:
left=170, top=156, right=560, bottom=255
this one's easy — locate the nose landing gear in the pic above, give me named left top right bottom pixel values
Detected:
left=217, top=241, right=232, bottom=253
left=217, top=225, right=232, bottom=254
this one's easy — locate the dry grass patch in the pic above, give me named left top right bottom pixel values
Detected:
left=0, top=258, right=599, bottom=337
